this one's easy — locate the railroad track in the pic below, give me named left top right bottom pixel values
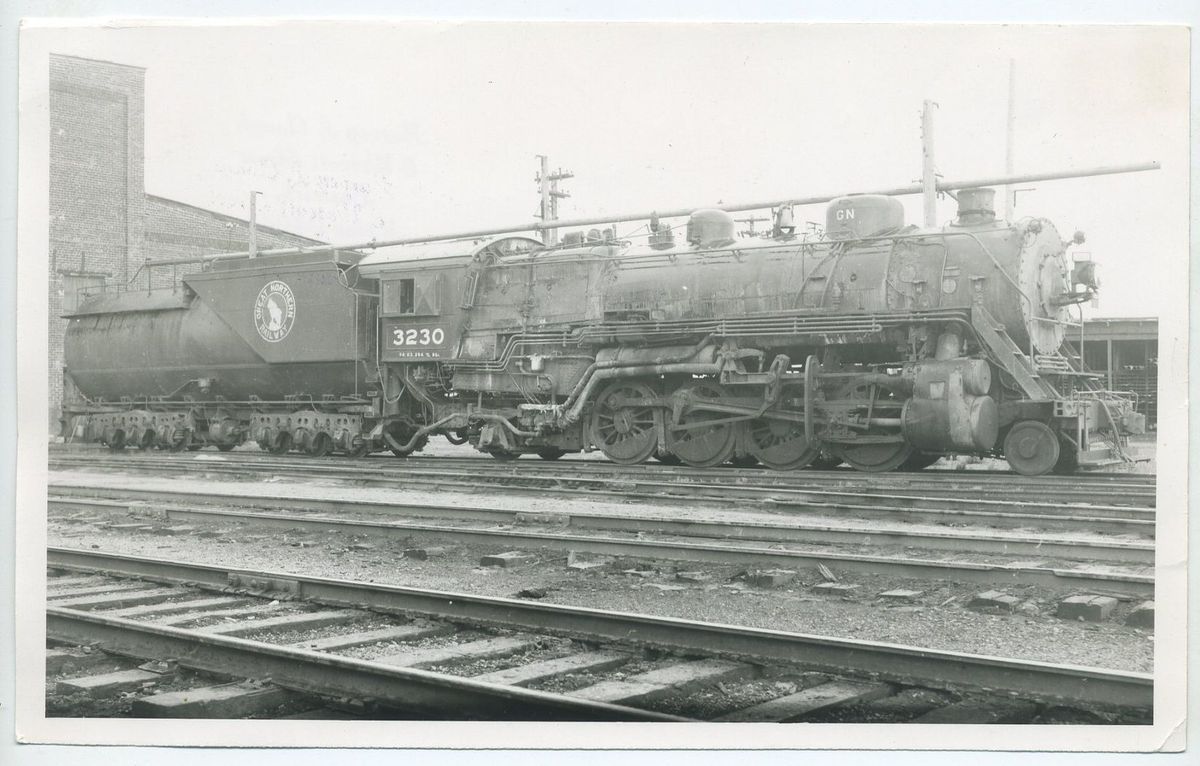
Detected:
left=48, top=445, right=1157, bottom=501
left=48, top=486, right=1156, bottom=595
left=49, top=453, right=1156, bottom=525
left=46, top=548, right=1153, bottom=723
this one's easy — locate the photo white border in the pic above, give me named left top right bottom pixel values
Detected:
left=3, top=3, right=1195, bottom=761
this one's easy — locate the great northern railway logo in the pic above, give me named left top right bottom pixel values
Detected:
left=254, top=280, right=297, bottom=342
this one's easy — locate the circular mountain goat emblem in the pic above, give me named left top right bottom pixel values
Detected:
left=254, top=280, right=297, bottom=342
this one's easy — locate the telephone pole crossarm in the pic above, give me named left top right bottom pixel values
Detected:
left=535, top=155, right=573, bottom=245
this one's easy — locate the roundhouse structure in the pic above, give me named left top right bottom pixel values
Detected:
left=1066, top=318, right=1158, bottom=430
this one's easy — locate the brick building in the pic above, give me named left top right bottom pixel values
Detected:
left=48, top=54, right=322, bottom=426
left=141, top=195, right=322, bottom=289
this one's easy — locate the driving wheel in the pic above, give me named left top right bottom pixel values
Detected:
left=743, top=416, right=818, bottom=471
left=832, top=379, right=912, bottom=473
left=589, top=381, right=660, bottom=464
left=664, top=383, right=737, bottom=468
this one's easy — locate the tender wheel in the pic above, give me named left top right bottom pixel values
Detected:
left=743, top=417, right=818, bottom=471
left=307, top=432, right=333, bottom=457
left=836, top=441, right=914, bottom=473
left=589, top=381, right=660, bottom=464
left=1004, top=420, right=1060, bottom=476
left=664, top=383, right=737, bottom=468
left=268, top=432, right=293, bottom=455
left=536, top=447, right=566, bottom=461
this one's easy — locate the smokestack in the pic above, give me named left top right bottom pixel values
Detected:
left=955, top=187, right=997, bottom=226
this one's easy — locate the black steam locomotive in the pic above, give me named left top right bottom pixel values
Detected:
left=62, top=185, right=1143, bottom=476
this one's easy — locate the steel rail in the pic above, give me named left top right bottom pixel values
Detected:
left=46, top=547, right=1154, bottom=710
left=45, top=608, right=686, bottom=721
left=49, top=496, right=1155, bottom=594
left=51, top=468, right=1156, bottom=533
left=46, top=451, right=1161, bottom=499
left=49, top=494, right=1156, bottom=564
left=48, top=443, right=1158, bottom=487
left=48, top=458, right=1156, bottom=518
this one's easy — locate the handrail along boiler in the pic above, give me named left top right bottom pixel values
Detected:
left=61, top=175, right=1148, bottom=476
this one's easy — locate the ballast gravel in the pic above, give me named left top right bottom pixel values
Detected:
left=47, top=508, right=1154, bottom=674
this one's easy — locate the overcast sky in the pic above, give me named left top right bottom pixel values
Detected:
left=28, top=22, right=1189, bottom=317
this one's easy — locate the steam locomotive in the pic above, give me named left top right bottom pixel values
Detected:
left=61, top=186, right=1144, bottom=475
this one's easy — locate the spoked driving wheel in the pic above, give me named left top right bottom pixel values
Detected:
left=742, top=417, right=818, bottom=471
left=589, top=381, right=660, bottom=464
left=832, top=379, right=912, bottom=473
left=664, top=383, right=737, bottom=468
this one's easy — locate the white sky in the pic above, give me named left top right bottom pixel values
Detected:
left=34, top=22, right=1190, bottom=317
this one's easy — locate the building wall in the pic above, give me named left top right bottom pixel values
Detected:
left=1066, top=318, right=1159, bottom=429
left=141, top=195, right=322, bottom=289
left=48, top=55, right=326, bottom=429
left=49, top=54, right=147, bottom=427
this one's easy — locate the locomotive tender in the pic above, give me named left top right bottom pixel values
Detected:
left=62, top=185, right=1144, bottom=476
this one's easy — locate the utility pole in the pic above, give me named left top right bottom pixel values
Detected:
left=535, top=155, right=573, bottom=245
left=1005, top=58, right=1017, bottom=220
left=921, top=100, right=938, bottom=227
left=248, top=190, right=262, bottom=258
